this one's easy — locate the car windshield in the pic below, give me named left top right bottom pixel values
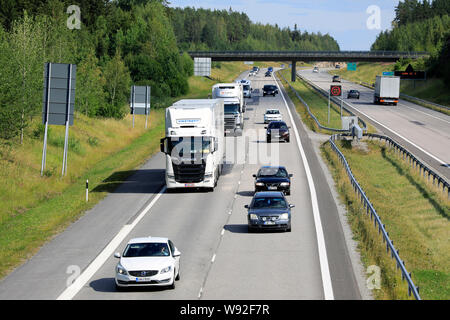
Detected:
left=266, top=110, right=280, bottom=114
left=224, top=103, right=240, bottom=113
left=123, top=242, right=170, bottom=257
left=243, top=85, right=250, bottom=91
left=252, top=197, right=287, bottom=209
left=168, top=136, right=211, bottom=155
left=268, top=122, right=287, bottom=130
left=264, top=85, right=276, bottom=90
left=258, top=167, right=288, bottom=178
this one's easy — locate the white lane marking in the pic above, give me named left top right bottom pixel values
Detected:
left=198, top=287, right=203, bottom=298
left=273, top=73, right=334, bottom=300
left=221, top=229, right=225, bottom=236
left=57, top=186, right=167, bottom=300
left=211, top=254, right=216, bottom=263
left=397, top=102, right=450, bottom=125
left=299, top=71, right=448, bottom=166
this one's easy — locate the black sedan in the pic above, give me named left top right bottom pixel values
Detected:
left=253, top=166, right=293, bottom=195
left=347, top=89, right=360, bottom=99
left=245, top=192, right=294, bottom=232
left=266, top=121, right=290, bottom=143
left=262, top=84, right=278, bottom=96
left=265, top=71, right=271, bottom=77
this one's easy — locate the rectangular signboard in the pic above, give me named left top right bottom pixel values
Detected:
left=42, top=63, right=76, bottom=126
left=347, top=62, right=357, bottom=71
left=394, top=70, right=426, bottom=80
left=194, top=57, right=211, bottom=76
left=383, top=71, right=394, bottom=76
left=131, top=86, right=150, bottom=115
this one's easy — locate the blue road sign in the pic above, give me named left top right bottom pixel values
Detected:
left=347, top=62, right=357, bottom=71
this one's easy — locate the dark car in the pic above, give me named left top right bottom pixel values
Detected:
left=263, top=84, right=278, bottom=96
left=253, top=166, right=293, bottom=195
left=335, top=65, right=341, bottom=69
left=332, top=75, right=341, bottom=82
left=245, top=191, right=294, bottom=232
left=265, top=71, right=271, bottom=77
left=266, top=121, right=290, bottom=143
left=347, top=89, right=360, bottom=99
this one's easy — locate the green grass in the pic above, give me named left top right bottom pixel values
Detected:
left=332, top=62, right=450, bottom=112
left=0, top=61, right=250, bottom=279
left=321, top=139, right=449, bottom=300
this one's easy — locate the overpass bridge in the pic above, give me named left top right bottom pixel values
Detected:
left=188, top=51, right=429, bottom=81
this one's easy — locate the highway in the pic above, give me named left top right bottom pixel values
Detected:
left=298, top=68, right=450, bottom=181
left=0, top=69, right=365, bottom=300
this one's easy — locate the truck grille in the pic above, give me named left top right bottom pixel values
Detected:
left=172, top=161, right=206, bottom=183
left=224, top=117, right=236, bottom=129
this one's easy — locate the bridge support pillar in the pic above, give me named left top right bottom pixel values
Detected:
left=291, top=61, right=296, bottom=82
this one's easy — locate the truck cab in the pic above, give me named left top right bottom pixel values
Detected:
left=160, top=99, right=224, bottom=191
left=212, top=83, right=245, bottom=136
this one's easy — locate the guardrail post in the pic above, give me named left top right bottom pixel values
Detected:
left=291, top=61, right=296, bottom=82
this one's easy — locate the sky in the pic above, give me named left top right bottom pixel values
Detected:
left=168, top=0, right=401, bottom=50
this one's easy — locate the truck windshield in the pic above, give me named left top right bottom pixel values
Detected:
left=243, top=85, right=250, bottom=91
left=224, top=104, right=240, bottom=113
left=168, top=137, right=212, bottom=156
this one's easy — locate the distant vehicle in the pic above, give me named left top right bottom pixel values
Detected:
left=160, top=99, right=224, bottom=191
left=245, top=191, right=294, bottom=232
left=313, top=66, right=319, bottom=73
left=335, top=65, right=341, bottom=69
left=265, top=121, right=290, bottom=143
left=268, top=67, right=273, bottom=73
left=237, top=79, right=252, bottom=98
left=253, top=166, right=293, bottom=195
left=332, top=75, right=341, bottom=82
left=265, top=71, right=271, bottom=77
left=264, top=109, right=282, bottom=123
left=347, top=89, right=360, bottom=99
left=374, top=76, right=400, bottom=106
left=262, top=84, right=278, bottom=96
left=249, top=70, right=256, bottom=77
left=114, top=237, right=181, bottom=290
left=252, top=66, right=260, bottom=74
left=212, top=83, right=245, bottom=135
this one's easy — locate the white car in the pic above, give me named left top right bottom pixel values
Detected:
left=249, top=71, right=256, bottom=77
left=313, top=67, right=319, bottom=73
left=114, top=237, right=181, bottom=290
left=264, top=109, right=282, bottom=124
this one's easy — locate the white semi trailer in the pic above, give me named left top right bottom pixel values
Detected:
left=212, top=83, right=245, bottom=136
left=160, top=99, right=225, bottom=191
left=374, top=76, right=400, bottom=106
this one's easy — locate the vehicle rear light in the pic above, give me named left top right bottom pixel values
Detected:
left=380, top=100, right=385, bottom=102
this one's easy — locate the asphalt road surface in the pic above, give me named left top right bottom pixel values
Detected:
left=299, top=68, right=450, bottom=181
left=0, top=69, right=363, bottom=300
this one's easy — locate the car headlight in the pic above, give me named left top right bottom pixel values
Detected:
left=279, top=213, right=289, bottom=220
left=116, top=264, right=128, bottom=275
left=160, top=266, right=172, bottom=274
left=250, top=214, right=259, bottom=220
left=255, top=182, right=264, bottom=186
left=280, top=182, right=290, bottom=187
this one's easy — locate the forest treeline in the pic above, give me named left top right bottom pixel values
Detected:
left=371, top=0, right=450, bottom=84
left=0, top=0, right=340, bottom=143
left=167, top=7, right=340, bottom=52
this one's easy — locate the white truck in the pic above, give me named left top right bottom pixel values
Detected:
left=212, top=83, right=245, bottom=136
left=160, top=99, right=225, bottom=191
left=374, top=76, right=400, bottom=106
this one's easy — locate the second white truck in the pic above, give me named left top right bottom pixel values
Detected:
left=374, top=76, right=400, bottom=106
left=212, top=83, right=245, bottom=136
left=160, top=99, right=225, bottom=191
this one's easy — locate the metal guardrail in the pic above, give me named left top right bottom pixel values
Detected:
left=277, top=71, right=350, bottom=133
left=328, top=133, right=422, bottom=300
left=294, top=72, right=368, bottom=130
left=366, top=133, right=450, bottom=198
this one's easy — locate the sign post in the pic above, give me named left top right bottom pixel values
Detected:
left=330, top=85, right=342, bottom=120
left=130, top=85, right=151, bottom=128
left=41, top=62, right=76, bottom=177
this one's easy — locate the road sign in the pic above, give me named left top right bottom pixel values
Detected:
left=42, top=63, right=76, bottom=126
left=194, top=57, right=211, bottom=76
left=383, top=71, right=394, bottom=76
left=347, top=62, right=357, bottom=71
left=330, top=85, right=342, bottom=97
left=394, top=64, right=426, bottom=80
left=130, top=85, right=151, bottom=128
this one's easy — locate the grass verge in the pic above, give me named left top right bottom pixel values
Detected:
left=321, top=138, right=449, bottom=300
left=0, top=61, right=249, bottom=280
